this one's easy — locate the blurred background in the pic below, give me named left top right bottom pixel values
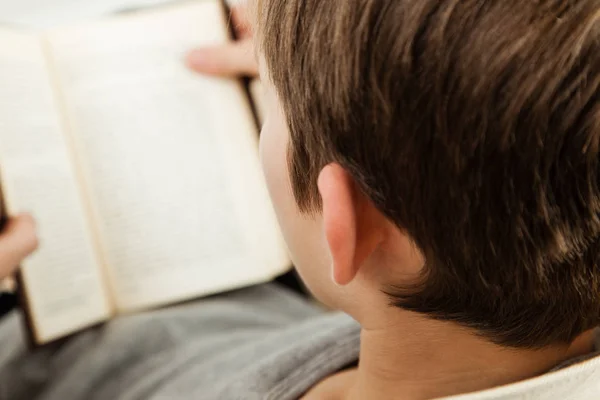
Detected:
left=0, top=0, right=208, bottom=29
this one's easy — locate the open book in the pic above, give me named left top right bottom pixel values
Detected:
left=0, top=0, right=290, bottom=345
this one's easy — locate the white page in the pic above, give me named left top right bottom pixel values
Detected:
left=0, top=29, right=112, bottom=343
left=46, top=0, right=289, bottom=311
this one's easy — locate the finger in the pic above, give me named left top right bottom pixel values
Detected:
left=0, top=214, right=38, bottom=278
left=230, top=5, right=252, bottom=38
left=186, top=39, right=258, bottom=77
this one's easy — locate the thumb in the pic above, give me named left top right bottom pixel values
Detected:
left=186, top=39, right=258, bottom=77
left=0, top=214, right=38, bottom=278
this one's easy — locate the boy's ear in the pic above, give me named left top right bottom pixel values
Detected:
left=318, top=163, right=386, bottom=286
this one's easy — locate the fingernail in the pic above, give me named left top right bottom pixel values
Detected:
left=186, top=49, right=207, bottom=68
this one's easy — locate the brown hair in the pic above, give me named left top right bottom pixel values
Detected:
left=256, top=0, right=600, bottom=348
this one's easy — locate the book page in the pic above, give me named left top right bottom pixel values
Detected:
left=46, top=0, right=290, bottom=311
left=0, top=29, right=112, bottom=344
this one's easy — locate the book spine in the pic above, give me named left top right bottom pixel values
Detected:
left=220, top=0, right=262, bottom=131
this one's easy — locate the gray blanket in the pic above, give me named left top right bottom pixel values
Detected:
left=0, top=284, right=360, bottom=400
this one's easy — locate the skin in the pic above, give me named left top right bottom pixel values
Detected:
left=189, top=5, right=596, bottom=400
left=0, top=214, right=39, bottom=281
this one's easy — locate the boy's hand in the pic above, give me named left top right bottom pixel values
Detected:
left=185, top=5, right=258, bottom=78
left=0, top=214, right=38, bottom=279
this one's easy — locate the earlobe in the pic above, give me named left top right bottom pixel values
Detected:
left=318, top=163, right=384, bottom=286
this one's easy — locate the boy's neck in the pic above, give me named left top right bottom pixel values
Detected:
left=343, top=316, right=596, bottom=400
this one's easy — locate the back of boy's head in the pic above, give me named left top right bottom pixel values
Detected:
left=257, top=0, right=600, bottom=348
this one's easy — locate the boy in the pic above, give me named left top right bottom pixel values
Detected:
left=2, top=0, right=600, bottom=398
